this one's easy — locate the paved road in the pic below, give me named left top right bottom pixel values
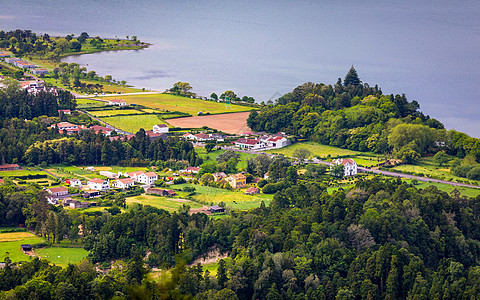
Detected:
left=214, top=147, right=480, bottom=190
left=75, top=91, right=163, bottom=98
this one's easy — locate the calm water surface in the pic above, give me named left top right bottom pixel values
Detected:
left=1, top=0, right=479, bottom=137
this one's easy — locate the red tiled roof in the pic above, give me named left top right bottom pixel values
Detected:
left=194, top=133, right=210, bottom=139
left=0, top=164, right=20, bottom=169
left=47, top=186, right=68, bottom=193
left=145, top=172, right=157, bottom=177
left=108, top=99, right=126, bottom=103
left=155, top=124, right=168, bottom=128
left=235, top=138, right=259, bottom=145
left=118, top=178, right=134, bottom=184
left=90, top=125, right=113, bottom=133
left=89, top=178, right=106, bottom=184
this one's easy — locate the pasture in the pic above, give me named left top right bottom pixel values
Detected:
left=196, top=147, right=254, bottom=171
left=112, top=94, right=252, bottom=115
left=126, top=195, right=203, bottom=212
left=76, top=98, right=106, bottom=108
left=173, top=183, right=272, bottom=210
left=403, top=179, right=480, bottom=198
left=391, top=156, right=469, bottom=183
left=101, top=114, right=167, bottom=133
left=87, top=109, right=144, bottom=117
left=267, top=142, right=363, bottom=158
left=0, top=231, right=45, bottom=262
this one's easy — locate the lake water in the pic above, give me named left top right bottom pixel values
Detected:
left=2, top=0, right=480, bottom=137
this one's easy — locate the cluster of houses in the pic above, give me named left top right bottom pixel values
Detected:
left=3, top=56, right=49, bottom=75
left=20, top=80, right=57, bottom=94
left=233, top=133, right=290, bottom=151
left=183, top=132, right=225, bottom=142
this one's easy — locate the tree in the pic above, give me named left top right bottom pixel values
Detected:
left=388, top=123, right=434, bottom=154
left=210, top=93, right=218, bottom=100
left=433, top=151, right=449, bottom=166
left=330, top=163, right=344, bottom=178
left=104, top=75, right=112, bottom=82
left=343, top=65, right=361, bottom=86
left=205, top=143, right=215, bottom=153
left=78, top=32, right=89, bottom=43
left=293, top=148, right=311, bottom=161
left=169, top=82, right=194, bottom=97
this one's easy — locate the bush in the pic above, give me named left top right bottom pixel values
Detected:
left=173, top=177, right=186, bottom=184
left=257, top=179, right=268, bottom=188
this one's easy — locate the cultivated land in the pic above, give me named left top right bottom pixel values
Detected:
left=76, top=98, right=105, bottom=108
left=103, top=94, right=252, bottom=115
left=167, top=112, right=252, bottom=135
left=126, top=195, right=203, bottom=212
left=101, top=114, right=168, bottom=133
left=173, top=183, right=273, bottom=210
left=87, top=109, right=146, bottom=117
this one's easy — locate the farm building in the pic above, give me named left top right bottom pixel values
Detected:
left=107, top=99, right=127, bottom=106
left=212, top=172, right=227, bottom=182
left=153, top=124, right=169, bottom=133
left=83, top=190, right=100, bottom=198
left=146, top=188, right=177, bottom=197
left=245, top=187, right=260, bottom=195
left=0, top=164, right=20, bottom=171
left=21, top=244, right=33, bottom=252
left=209, top=205, right=225, bottom=213
left=46, top=186, right=69, bottom=197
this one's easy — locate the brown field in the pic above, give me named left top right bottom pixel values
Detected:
left=166, top=112, right=252, bottom=134
left=0, top=232, right=35, bottom=242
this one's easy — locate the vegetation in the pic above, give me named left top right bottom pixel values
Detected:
left=100, top=114, right=167, bottom=133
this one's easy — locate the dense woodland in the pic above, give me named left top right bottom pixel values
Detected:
left=2, top=178, right=480, bottom=299
left=247, top=67, right=480, bottom=163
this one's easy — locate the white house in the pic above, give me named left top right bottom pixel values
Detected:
left=88, top=178, right=110, bottom=191
left=332, top=158, right=357, bottom=176
left=263, top=136, right=290, bottom=149
left=126, top=171, right=145, bottom=182
left=114, top=178, right=135, bottom=189
left=126, top=171, right=158, bottom=185
left=143, top=172, right=158, bottom=185
left=107, top=99, right=127, bottom=106
left=69, top=178, right=82, bottom=187
left=183, top=133, right=196, bottom=140
left=234, top=138, right=265, bottom=150
left=153, top=124, right=169, bottom=133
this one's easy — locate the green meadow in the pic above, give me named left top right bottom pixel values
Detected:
left=101, top=114, right=168, bottom=133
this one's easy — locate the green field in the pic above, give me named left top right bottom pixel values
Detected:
left=101, top=114, right=167, bottom=133
left=403, top=179, right=480, bottom=198
left=76, top=98, right=105, bottom=108
left=87, top=109, right=144, bottom=117
left=197, top=148, right=254, bottom=171
left=108, top=94, right=252, bottom=115
left=126, top=194, right=203, bottom=212
left=267, top=142, right=365, bottom=158
left=35, top=247, right=89, bottom=266
left=0, top=231, right=45, bottom=262
left=0, top=169, right=50, bottom=178
left=173, top=184, right=272, bottom=210
left=392, top=156, right=469, bottom=183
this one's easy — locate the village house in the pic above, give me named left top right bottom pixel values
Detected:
left=262, top=136, right=290, bottom=149
left=180, top=166, right=200, bottom=174
left=212, top=172, right=227, bottom=182
left=126, top=171, right=145, bottom=182
left=32, top=68, right=49, bottom=75
left=67, top=178, right=82, bottom=187
left=114, top=178, right=135, bottom=189
left=58, top=109, right=71, bottom=115
left=46, top=186, right=69, bottom=197
left=183, top=133, right=196, bottom=140
left=51, top=122, right=85, bottom=135
left=87, top=178, right=110, bottom=191
left=332, top=158, right=358, bottom=176
left=193, top=133, right=214, bottom=141
left=226, top=173, right=247, bottom=189
left=0, top=164, right=20, bottom=171
left=145, top=131, right=167, bottom=142
left=90, top=125, right=113, bottom=136
left=153, top=124, right=169, bottom=133
left=69, top=200, right=89, bottom=209
left=83, top=190, right=100, bottom=198
left=126, top=171, right=158, bottom=185
left=107, top=99, right=127, bottom=106
left=144, top=172, right=159, bottom=185
left=245, top=187, right=261, bottom=195
left=0, top=52, right=10, bottom=58
left=46, top=196, right=58, bottom=205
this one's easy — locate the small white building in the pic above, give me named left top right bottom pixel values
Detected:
left=153, top=124, right=169, bottom=133
left=234, top=138, right=265, bottom=150
left=88, top=178, right=110, bottom=191
left=107, top=99, right=127, bottom=106
left=332, top=158, right=357, bottom=176
left=69, top=178, right=82, bottom=187
left=114, top=178, right=135, bottom=189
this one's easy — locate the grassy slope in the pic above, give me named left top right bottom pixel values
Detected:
left=35, top=247, right=89, bottom=267
left=0, top=232, right=45, bottom=262
left=87, top=109, right=145, bottom=117
left=196, top=147, right=254, bottom=171
left=114, top=94, right=252, bottom=115
left=126, top=195, right=203, bottom=212
left=173, top=183, right=272, bottom=210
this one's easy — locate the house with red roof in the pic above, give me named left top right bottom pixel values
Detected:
left=332, top=158, right=357, bottom=176
left=234, top=138, right=265, bottom=150
left=107, top=99, right=127, bottom=106
left=46, top=186, right=69, bottom=197
left=89, top=125, right=113, bottom=136
left=153, top=124, right=169, bottom=133
left=114, top=178, right=135, bottom=189
left=0, top=164, right=20, bottom=171
left=87, top=178, right=110, bottom=190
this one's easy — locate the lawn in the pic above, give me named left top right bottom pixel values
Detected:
left=0, top=231, right=45, bottom=262
left=101, top=114, right=167, bottom=133
left=107, top=94, right=252, bottom=115
left=87, top=109, right=145, bottom=117
left=126, top=195, right=203, bottom=212
left=173, top=184, right=272, bottom=210
left=35, top=247, right=89, bottom=267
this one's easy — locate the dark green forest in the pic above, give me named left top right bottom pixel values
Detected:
left=247, top=67, right=480, bottom=163
left=2, top=178, right=480, bottom=299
